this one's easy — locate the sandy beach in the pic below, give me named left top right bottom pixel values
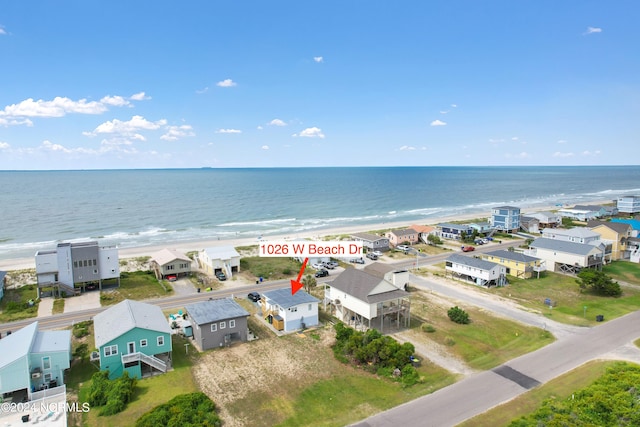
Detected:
left=0, top=201, right=610, bottom=272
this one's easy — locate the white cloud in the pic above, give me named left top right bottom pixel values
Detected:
left=268, top=119, right=287, bottom=126
left=0, top=26, right=6, bottom=35
left=451, top=104, right=457, bottom=108
left=511, top=136, right=519, bottom=141
left=256, top=125, right=263, bottom=130
left=88, top=115, right=166, bottom=136
left=196, top=87, right=209, bottom=94
left=582, top=150, right=601, bottom=156
left=0, top=141, right=10, bottom=149
left=313, top=56, right=323, bottom=63
left=557, top=139, right=567, bottom=144
left=553, top=151, right=575, bottom=158
left=216, top=79, right=237, bottom=87
left=161, top=125, right=195, bottom=141
left=0, top=117, right=33, bottom=127
left=584, top=26, right=602, bottom=35
left=100, top=95, right=130, bottom=107
left=1, top=97, right=108, bottom=118
left=430, top=120, right=447, bottom=126
left=261, top=145, right=270, bottom=150
left=399, top=145, right=416, bottom=151
left=130, top=92, right=151, bottom=101
left=489, top=138, right=504, bottom=144
left=294, top=127, right=325, bottom=138
left=439, top=110, right=448, bottom=114
left=216, top=128, right=242, bottom=134
left=517, top=152, right=530, bottom=158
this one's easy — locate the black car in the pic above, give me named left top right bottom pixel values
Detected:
left=315, top=269, right=329, bottom=278
left=248, top=292, right=261, bottom=302
left=216, top=271, right=227, bottom=281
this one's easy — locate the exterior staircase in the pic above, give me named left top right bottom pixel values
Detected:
left=121, top=352, right=168, bottom=373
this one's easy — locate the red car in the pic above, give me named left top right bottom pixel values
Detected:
left=166, top=275, right=178, bottom=282
left=461, top=246, right=475, bottom=252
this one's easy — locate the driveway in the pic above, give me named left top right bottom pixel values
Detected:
left=63, top=291, right=100, bottom=313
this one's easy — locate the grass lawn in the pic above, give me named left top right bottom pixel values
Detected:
left=485, top=270, right=640, bottom=326
left=603, top=261, right=640, bottom=285
left=78, top=335, right=199, bottom=427
left=0, top=284, right=39, bottom=322
left=457, top=360, right=623, bottom=427
left=99, top=271, right=173, bottom=306
left=410, top=292, right=554, bottom=370
left=52, top=297, right=65, bottom=314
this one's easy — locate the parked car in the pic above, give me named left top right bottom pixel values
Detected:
left=366, top=252, right=379, bottom=260
left=371, top=250, right=383, bottom=256
left=215, top=271, right=227, bottom=281
left=311, top=262, right=324, bottom=269
left=326, top=260, right=339, bottom=268
left=474, top=239, right=484, bottom=245
left=315, top=269, right=329, bottom=278
left=248, top=292, right=261, bottom=302
left=350, top=258, right=365, bottom=264
left=396, top=245, right=410, bottom=253
left=461, top=246, right=475, bottom=252
left=322, top=262, right=335, bottom=269
left=166, top=275, right=177, bottom=282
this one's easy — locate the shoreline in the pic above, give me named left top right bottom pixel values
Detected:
left=0, top=200, right=610, bottom=272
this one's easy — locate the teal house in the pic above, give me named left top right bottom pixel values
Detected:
left=0, top=321, right=71, bottom=400
left=94, top=299, right=172, bottom=380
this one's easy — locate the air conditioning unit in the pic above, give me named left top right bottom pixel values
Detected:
left=31, top=372, right=41, bottom=379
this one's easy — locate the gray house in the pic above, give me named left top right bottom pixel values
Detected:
left=185, top=298, right=250, bottom=351
left=351, top=233, right=390, bottom=252
left=150, top=248, right=192, bottom=280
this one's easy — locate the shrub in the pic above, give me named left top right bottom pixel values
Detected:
left=87, top=371, right=137, bottom=416
left=421, top=323, right=436, bottom=333
left=136, top=392, right=222, bottom=427
left=447, top=306, right=470, bottom=324
left=576, top=270, right=622, bottom=297
left=74, top=343, right=89, bottom=359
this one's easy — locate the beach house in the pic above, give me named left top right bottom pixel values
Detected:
left=325, top=264, right=410, bottom=332
left=573, top=205, right=616, bottom=218
left=445, top=253, right=507, bottom=287
left=410, top=225, right=436, bottom=244
left=617, top=195, right=640, bottom=214
left=0, top=321, right=71, bottom=401
left=490, top=206, right=521, bottom=233
left=94, top=299, right=172, bottom=380
left=481, top=250, right=544, bottom=279
left=350, top=233, right=390, bottom=252
left=386, top=228, right=419, bottom=247
left=519, top=216, right=540, bottom=234
left=557, top=207, right=600, bottom=222
left=150, top=248, right=192, bottom=280
left=587, top=221, right=633, bottom=261
left=261, top=288, right=319, bottom=332
left=34, top=241, right=120, bottom=297
left=198, top=246, right=241, bottom=279
left=526, top=238, right=604, bottom=274
left=0, top=270, right=6, bottom=302
left=185, top=298, right=250, bottom=351
left=436, top=223, right=474, bottom=240
left=526, top=211, right=561, bottom=229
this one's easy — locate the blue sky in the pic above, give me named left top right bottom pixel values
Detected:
left=0, top=1, right=638, bottom=169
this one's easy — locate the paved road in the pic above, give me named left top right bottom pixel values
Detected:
left=353, top=309, right=640, bottom=427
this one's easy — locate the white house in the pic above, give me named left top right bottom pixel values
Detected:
left=325, top=264, right=410, bottom=332
left=541, top=227, right=602, bottom=245
left=527, top=211, right=561, bottom=229
left=557, top=208, right=599, bottom=222
left=617, top=195, right=640, bottom=215
left=150, top=248, right=192, bottom=280
left=526, top=238, right=604, bottom=274
left=445, top=253, right=507, bottom=287
left=261, top=288, right=319, bottom=332
left=198, top=246, right=240, bottom=278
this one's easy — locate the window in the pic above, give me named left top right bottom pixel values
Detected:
left=93, top=259, right=97, bottom=266
left=104, top=345, right=118, bottom=357
left=211, top=323, right=217, bottom=332
left=157, top=336, right=165, bottom=346
left=229, top=319, right=235, bottom=328
left=140, top=339, right=148, bottom=347
left=44, top=373, right=52, bottom=383
left=167, top=265, right=174, bottom=270
left=73, top=261, right=78, bottom=268
left=83, top=260, right=88, bottom=267
left=220, top=321, right=226, bottom=329
left=308, top=304, right=312, bottom=311
left=42, top=356, right=51, bottom=370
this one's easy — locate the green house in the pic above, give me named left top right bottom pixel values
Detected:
left=0, top=321, right=71, bottom=400
left=94, top=299, right=172, bottom=380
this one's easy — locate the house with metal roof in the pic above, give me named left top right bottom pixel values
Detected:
left=261, top=288, right=319, bottom=332
left=94, top=299, right=172, bottom=380
left=325, top=265, right=410, bottom=332
left=185, top=298, right=250, bottom=351
left=350, top=233, right=390, bottom=252
left=481, top=250, right=544, bottom=279
left=526, top=211, right=562, bottom=229
left=526, top=238, right=604, bottom=274
left=0, top=321, right=71, bottom=401
left=573, top=205, right=616, bottom=218
left=445, top=254, right=507, bottom=287
left=557, top=207, right=599, bottom=222
left=541, top=227, right=602, bottom=245
left=198, top=246, right=241, bottom=278
left=150, top=248, right=192, bottom=280
left=519, top=216, right=540, bottom=234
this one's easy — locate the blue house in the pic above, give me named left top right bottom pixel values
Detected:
left=490, top=206, right=521, bottom=233
left=0, top=322, right=71, bottom=400
left=436, top=223, right=474, bottom=240
left=94, top=299, right=172, bottom=380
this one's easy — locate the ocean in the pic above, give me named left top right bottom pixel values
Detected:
left=1, top=166, right=639, bottom=260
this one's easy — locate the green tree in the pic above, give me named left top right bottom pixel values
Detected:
left=576, top=270, right=622, bottom=297
left=427, top=234, right=442, bottom=246
left=301, top=274, right=317, bottom=293
left=447, top=306, right=470, bottom=324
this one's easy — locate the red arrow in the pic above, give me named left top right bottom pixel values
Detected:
left=291, top=257, right=309, bottom=295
